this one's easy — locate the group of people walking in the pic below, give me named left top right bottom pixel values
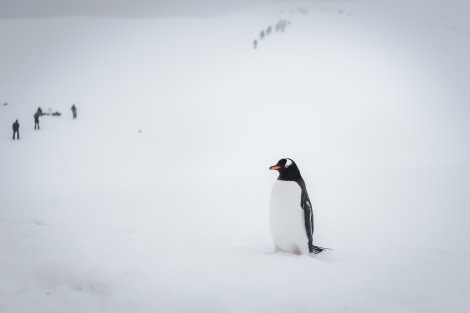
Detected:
left=11, top=104, right=78, bottom=140
left=253, top=19, right=291, bottom=49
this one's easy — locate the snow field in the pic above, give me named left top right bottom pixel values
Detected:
left=1, top=1, right=470, bottom=312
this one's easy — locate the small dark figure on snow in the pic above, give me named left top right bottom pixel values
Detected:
left=34, top=113, right=39, bottom=129
left=12, top=119, right=20, bottom=140
left=253, top=39, right=258, bottom=49
left=260, top=30, right=265, bottom=40
left=71, top=104, right=77, bottom=119
left=266, top=26, right=272, bottom=35
left=34, top=107, right=43, bottom=130
left=276, top=20, right=287, bottom=32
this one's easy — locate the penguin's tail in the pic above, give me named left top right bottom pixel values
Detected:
left=310, top=245, right=331, bottom=254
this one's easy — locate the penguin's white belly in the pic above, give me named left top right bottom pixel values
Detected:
left=269, top=180, right=308, bottom=254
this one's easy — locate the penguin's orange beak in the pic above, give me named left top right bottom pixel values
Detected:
left=270, top=165, right=281, bottom=170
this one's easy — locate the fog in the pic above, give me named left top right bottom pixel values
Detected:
left=1, top=0, right=469, bottom=312
left=0, top=0, right=279, bottom=18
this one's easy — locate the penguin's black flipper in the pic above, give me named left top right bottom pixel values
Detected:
left=304, top=204, right=330, bottom=253
left=298, top=183, right=328, bottom=254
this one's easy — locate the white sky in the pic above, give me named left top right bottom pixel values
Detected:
left=0, top=0, right=280, bottom=18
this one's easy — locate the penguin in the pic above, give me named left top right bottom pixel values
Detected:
left=269, top=158, right=326, bottom=254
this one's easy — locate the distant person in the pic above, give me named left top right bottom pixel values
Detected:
left=71, top=104, right=77, bottom=119
left=34, top=107, right=43, bottom=130
left=253, top=39, right=258, bottom=49
left=12, top=119, right=20, bottom=140
left=276, top=20, right=286, bottom=32
left=34, top=112, right=40, bottom=129
left=260, top=30, right=265, bottom=40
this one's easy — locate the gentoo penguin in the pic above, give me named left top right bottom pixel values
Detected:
left=269, top=158, right=325, bottom=254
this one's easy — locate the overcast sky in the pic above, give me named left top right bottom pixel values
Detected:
left=0, top=0, right=280, bottom=18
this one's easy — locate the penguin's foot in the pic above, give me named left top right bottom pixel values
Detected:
left=293, top=247, right=302, bottom=255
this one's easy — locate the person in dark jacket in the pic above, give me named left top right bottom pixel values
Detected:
left=12, top=119, right=20, bottom=140
left=34, top=112, right=40, bottom=129
left=71, top=104, right=77, bottom=119
left=34, top=107, right=43, bottom=129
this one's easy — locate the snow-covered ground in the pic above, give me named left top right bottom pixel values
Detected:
left=1, top=1, right=469, bottom=312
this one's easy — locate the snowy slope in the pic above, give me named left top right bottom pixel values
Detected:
left=1, top=1, right=470, bottom=312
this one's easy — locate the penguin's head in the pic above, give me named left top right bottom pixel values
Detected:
left=269, top=158, right=302, bottom=181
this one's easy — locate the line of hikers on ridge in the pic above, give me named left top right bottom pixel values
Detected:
left=253, top=19, right=291, bottom=49
left=11, top=104, right=77, bottom=140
